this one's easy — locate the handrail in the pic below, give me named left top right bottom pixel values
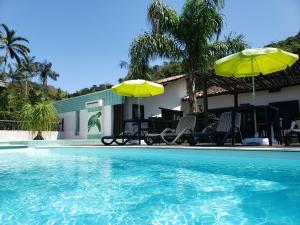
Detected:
left=0, top=120, right=62, bottom=131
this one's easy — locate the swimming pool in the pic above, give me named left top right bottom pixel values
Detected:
left=0, top=147, right=299, bottom=224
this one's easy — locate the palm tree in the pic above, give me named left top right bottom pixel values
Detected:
left=0, top=24, right=30, bottom=72
left=35, top=61, right=59, bottom=87
left=14, top=56, right=37, bottom=95
left=129, top=0, right=247, bottom=112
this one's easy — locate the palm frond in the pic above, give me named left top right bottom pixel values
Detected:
left=35, top=61, right=59, bottom=86
left=1, top=24, right=10, bottom=36
left=212, top=33, right=248, bottom=60
left=148, top=0, right=179, bottom=35
left=12, top=36, right=29, bottom=43
left=0, top=24, right=30, bottom=70
left=203, top=0, right=224, bottom=10
left=180, top=0, right=224, bottom=43
left=129, top=33, right=182, bottom=77
left=13, top=44, right=30, bottom=54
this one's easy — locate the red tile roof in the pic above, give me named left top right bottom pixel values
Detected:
left=155, top=74, right=187, bottom=85
left=182, top=86, right=228, bottom=100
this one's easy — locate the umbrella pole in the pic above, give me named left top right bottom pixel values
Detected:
left=252, top=77, right=258, bottom=137
left=138, top=97, right=141, bottom=144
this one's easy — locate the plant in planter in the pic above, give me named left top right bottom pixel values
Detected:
left=18, top=102, right=59, bottom=139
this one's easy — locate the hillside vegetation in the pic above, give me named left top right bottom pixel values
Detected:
left=267, top=31, right=300, bottom=54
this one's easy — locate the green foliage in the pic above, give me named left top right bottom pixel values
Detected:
left=17, top=104, right=33, bottom=130
left=28, top=88, right=43, bottom=105
left=128, top=0, right=247, bottom=112
left=69, top=83, right=112, bottom=97
left=267, top=31, right=300, bottom=55
left=212, top=33, right=249, bottom=61
left=0, top=81, right=68, bottom=113
left=0, top=24, right=30, bottom=69
left=0, top=111, right=17, bottom=120
left=35, top=61, right=59, bottom=87
left=150, top=61, right=185, bottom=80
left=18, top=102, right=59, bottom=131
left=129, top=33, right=182, bottom=78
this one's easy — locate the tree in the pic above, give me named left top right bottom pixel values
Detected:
left=212, top=33, right=249, bottom=62
left=13, top=56, right=37, bottom=95
left=28, top=88, right=43, bottom=105
left=35, top=61, right=59, bottom=89
left=0, top=24, right=30, bottom=73
left=18, top=102, right=59, bottom=139
left=129, top=0, right=247, bottom=112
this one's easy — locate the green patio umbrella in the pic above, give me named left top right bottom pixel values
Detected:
left=214, top=47, right=299, bottom=135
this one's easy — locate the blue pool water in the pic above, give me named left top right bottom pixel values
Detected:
left=0, top=147, right=300, bottom=224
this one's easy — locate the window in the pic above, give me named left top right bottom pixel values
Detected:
left=75, top=111, right=80, bottom=136
left=132, top=104, right=144, bottom=119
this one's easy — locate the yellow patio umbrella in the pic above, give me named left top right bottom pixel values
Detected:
left=214, top=47, right=299, bottom=135
left=112, top=79, right=164, bottom=118
left=112, top=79, right=164, bottom=97
left=112, top=79, right=164, bottom=143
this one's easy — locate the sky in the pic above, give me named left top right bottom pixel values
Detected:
left=0, top=0, right=299, bottom=93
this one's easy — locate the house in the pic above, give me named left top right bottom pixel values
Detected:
left=54, top=89, right=124, bottom=139
left=54, top=61, right=300, bottom=139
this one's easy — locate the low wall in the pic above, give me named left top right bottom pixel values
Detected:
left=0, top=131, right=62, bottom=141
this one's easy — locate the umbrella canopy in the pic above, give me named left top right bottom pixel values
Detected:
left=112, top=79, right=164, bottom=97
left=214, top=47, right=299, bottom=137
left=112, top=79, right=164, bottom=144
left=215, top=47, right=299, bottom=77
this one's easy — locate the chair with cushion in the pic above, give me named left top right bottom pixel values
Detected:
left=188, top=112, right=243, bottom=146
left=144, top=115, right=196, bottom=145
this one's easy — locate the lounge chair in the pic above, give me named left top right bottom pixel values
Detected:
left=284, top=121, right=300, bottom=146
left=187, top=112, right=242, bottom=146
left=101, top=131, right=140, bottom=146
left=144, top=115, right=196, bottom=145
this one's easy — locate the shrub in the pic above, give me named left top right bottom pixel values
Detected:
left=18, top=102, right=59, bottom=134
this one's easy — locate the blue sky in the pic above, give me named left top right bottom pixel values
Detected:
left=0, top=0, right=299, bottom=93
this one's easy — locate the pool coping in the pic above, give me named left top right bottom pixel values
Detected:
left=35, top=145, right=300, bottom=152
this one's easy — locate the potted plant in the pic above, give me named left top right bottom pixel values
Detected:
left=18, top=102, right=59, bottom=139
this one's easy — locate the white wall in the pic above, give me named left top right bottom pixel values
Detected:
left=0, top=131, right=60, bottom=141
left=124, top=78, right=187, bottom=119
left=182, top=85, right=300, bottom=112
left=59, top=105, right=113, bottom=139
left=60, top=110, right=87, bottom=139
left=102, top=105, right=113, bottom=136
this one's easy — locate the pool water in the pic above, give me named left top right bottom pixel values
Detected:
left=0, top=147, right=300, bottom=224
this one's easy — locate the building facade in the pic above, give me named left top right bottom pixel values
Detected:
left=54, top=74, right=300, bottom=140
left=54, top=89, right=124, bottom=139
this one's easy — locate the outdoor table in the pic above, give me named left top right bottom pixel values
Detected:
left=123, top=119, right=149, bottom=144
left=231, top=105, right=281, bottom=146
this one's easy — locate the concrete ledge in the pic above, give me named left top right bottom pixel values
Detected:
left=0, top=130, right=61, bottom=141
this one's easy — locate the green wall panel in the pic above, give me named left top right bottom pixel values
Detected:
left=54, top=89, right=124, bottom=113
